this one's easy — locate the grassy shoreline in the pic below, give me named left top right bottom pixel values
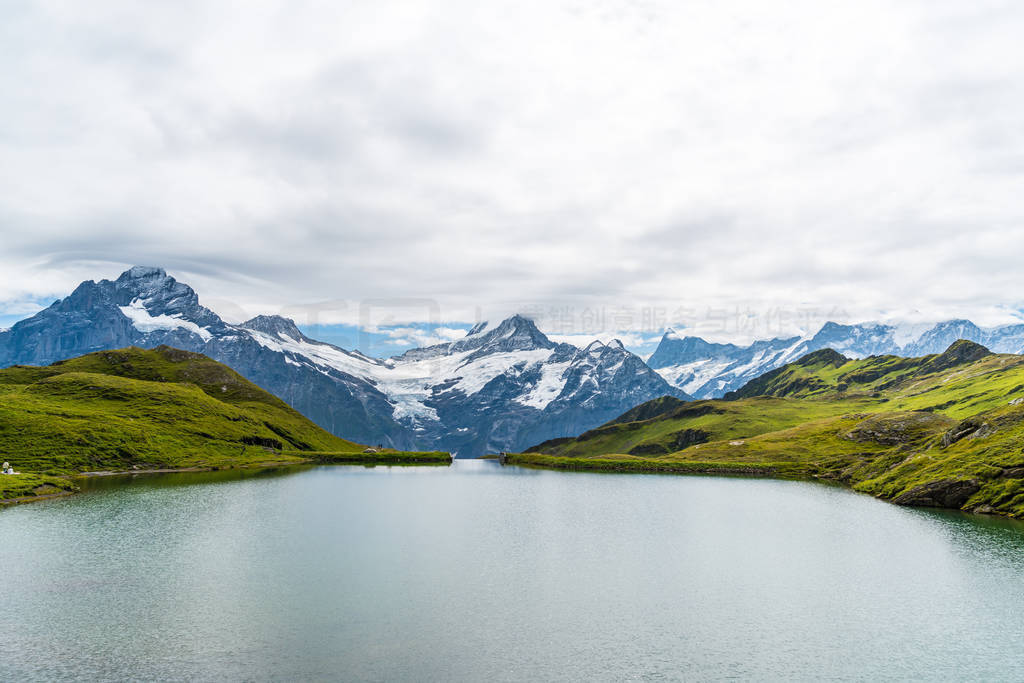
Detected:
left=503, top=453, right=792, bottom=477
left=501, top=448, right=1015, bottom=518
left=1, top=450, right=453, bottom=506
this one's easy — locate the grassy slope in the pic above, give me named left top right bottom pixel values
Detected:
left=0, top=346, right=448, bottom=502
left=512, top=341, right=1024, bottom=517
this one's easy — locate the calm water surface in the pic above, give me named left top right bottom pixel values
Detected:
left=3, top=460, right=1024, bottom=681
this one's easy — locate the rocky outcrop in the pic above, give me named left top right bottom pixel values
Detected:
left=942, top=417, right=998, bottom=446
left=669, top=428, right=711, bottom=450
left=626, top=428, right=709, bottom=456
left=891, top=479, right=981, bottom=508
left=843, top=412, right=953, bottom=447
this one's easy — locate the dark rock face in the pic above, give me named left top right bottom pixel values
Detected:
left=892, top=479, right=981, bottom=508
left=0, top=267, right=687, bottom=457
left=669, top=428, right=710, bottom=450
left=942, top=417, right=997, bottom=446
left=239, top=315, right=308, bottom=340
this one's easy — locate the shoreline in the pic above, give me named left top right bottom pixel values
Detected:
left=502, top=452, right=1018, bottom=519
left=0, top=489, right=78, bottom=506
left=1, top=451, right=453, bottom=507
left=8, top=451, right=1011, bottom=521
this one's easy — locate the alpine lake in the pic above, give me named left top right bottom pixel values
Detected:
left=3, top=459, right=1024, bottom=681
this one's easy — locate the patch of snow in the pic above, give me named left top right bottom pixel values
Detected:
left=890, top=322, right=934, bottom=350
left=725, top=348, right=771, bottom=377
left=664, top=327, right=683, bottom=341
left=245, top=327, right=554, bottom=423
left=119, top=298, right=212, bottom=341
left=467, top=320, right=499, bottom=337
left=655, top=358, right=734, bottom=395
left=516, top=360, right=571, bottom=409
left=450, top=349, right=554, bottom=395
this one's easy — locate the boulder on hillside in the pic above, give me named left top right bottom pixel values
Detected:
left=892, top=479, right=981, bottom=508
left=942, top=417, right=998, bottom=446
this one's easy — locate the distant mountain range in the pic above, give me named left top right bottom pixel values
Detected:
left=5, top=265, right=1024, bottom=454
left=648, top=319, right=1024, bottom=398
left=0, top=267, right=686, bottom=456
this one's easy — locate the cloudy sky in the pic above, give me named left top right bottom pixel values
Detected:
left=2, top=0, right=1023, bottom=353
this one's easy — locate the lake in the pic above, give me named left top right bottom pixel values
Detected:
left=2, top=460, right=1024, bottom=681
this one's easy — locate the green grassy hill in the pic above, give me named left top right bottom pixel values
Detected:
left=513, top=340, right=1024, bottom=517
left=1, top=346, right=448, bottom=502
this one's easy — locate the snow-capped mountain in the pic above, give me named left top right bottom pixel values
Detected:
left=0, top=266, right=687, bottom=456
left=650, top=319, right=1024, bottom=398
left=646, top=331, right=808, bottom=398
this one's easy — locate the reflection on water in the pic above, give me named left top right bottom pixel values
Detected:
left=3, top=459, right=1024, bottom=681
left=74, top=464, right=318, bottom=493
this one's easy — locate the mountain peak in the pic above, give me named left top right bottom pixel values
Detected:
left=497, top=314, right=541, bottom=332
left=921, top=339, right=992, bottom=373
left=393, top=314, right=554, bottom=361
left=110, top=265, right=193, bottom=303
left=664, top=327, right=684, bottom=341
left=117, top=265, right=168, bottom=282
left=464, top=315, right=539, bottom=337
left=240, top=315, right=305, bottom=340
left=469, top=314, right=553, bottom=352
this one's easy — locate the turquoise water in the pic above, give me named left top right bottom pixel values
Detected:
left=3, top=460, right=1024, bottom=681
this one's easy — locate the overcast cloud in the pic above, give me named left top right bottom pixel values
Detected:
left=2, top=0, right=1023, bottom=344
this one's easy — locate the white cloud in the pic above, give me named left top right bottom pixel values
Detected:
left=1, top=0, right=1023, bottom=343
left=368, top=325, right=468, bottom=349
